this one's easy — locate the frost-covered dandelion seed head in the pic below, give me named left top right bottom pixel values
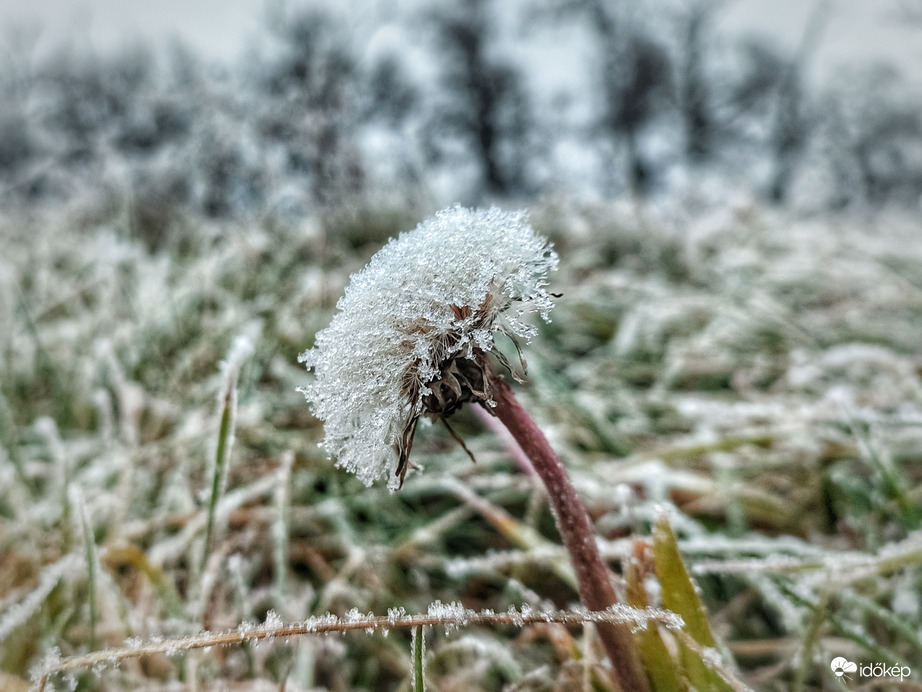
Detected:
left=298, top=205, right=558, bottom=489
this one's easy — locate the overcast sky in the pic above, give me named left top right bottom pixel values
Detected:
left=1, top=0, right=920, bottom=86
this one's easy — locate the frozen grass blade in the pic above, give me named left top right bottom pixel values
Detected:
left=202, top=383, right=235, bottom=572
left=653, top=515, right=734, bottom=692
left=35, top=417, right=72, bottom=547
left=0, top=392, right=29, bottom=488
left=625, top=553, right=685, bottom=692
left=273, top=450, right=294, bottom=609
left=412, top=624, right=426, bottom=692
left=792, top=589, right=830, bottom=692
left=68, top=484, right=98, bottom=651
left=850, top=417, right=921, bottom=531
left=201, top=336, right=253, bottom=574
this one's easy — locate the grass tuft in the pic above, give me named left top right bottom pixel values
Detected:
left=1, top=199, right=920, bottom=689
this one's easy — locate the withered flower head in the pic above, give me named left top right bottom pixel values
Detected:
left=299, top=205, right=558, bottom=489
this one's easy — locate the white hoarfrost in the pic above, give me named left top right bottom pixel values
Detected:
left=299, top=205, right=558, bottom=488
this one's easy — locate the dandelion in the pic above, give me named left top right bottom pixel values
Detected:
left=300, top=205, right=650, bottom=691
left=298, top=205, right=558, bottom=489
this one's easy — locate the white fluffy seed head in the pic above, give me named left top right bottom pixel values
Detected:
left=299, top=205, right=558, bottom=489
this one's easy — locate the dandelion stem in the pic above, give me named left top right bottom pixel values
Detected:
left=486, top=377, right=650, bottom=692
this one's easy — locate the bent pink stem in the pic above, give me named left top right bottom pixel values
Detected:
left=485, top=377, right=650, bottom=692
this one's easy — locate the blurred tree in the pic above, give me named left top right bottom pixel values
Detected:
left=195, top=116, right=266, bottom=217
left=424, top=0, right=534, bottom=199
left=604, top=34, right=672, bottom=193
left=586, top=1, right=672, bottom=193
left=252, top=4, right=364, bottom=207
left=365, top=54, right=419, bottom=125
left=845, top=69, right=922, bottom=205
left=767, top=1, right=826, bottom=203
left=726, top=37, right=811, bottom=203
left=113, top=97, right=192, bottom=155
left=0, top=109, right=33, bottom=177
left=545, top=0, right=674, bottom=194
left=766, top=59, right=809, bottom=203
left=676, top=1, right=718, bottom=163
left=37, top=45, right=154, bottom=164
left=2, top=0, right=921, bottom=216
left=0, top=29, right=39, bottom=185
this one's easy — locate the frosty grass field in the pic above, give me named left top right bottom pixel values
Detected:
left=2, top=196, right=922, bottom=690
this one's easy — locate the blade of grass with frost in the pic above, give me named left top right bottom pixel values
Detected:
left=69, top=484, right=98, bottom=651
left=202, top=377, right=235, bottom=572
left=273, top=451, right=294, bottom=609
left=847, top=592, right=922, bottom=663
left=412, top=625, right=425, bottom=692
left=14, top=289, right=71, bottom=424
left=625, top=557, right=685, bottom=692
left=299, top=205, right=649, bottom=692
left=653, top=515, right=734, bottom=692
left=780, top=582, right=910, bottom=672
left=0, top=393, right=29, bottom=488
left=202, top=337, right=253, bottom=573
left=36, top=418, right=72, bottom=547
left=0, top=554, right=82, bottom=643
left=793, top=588, right=829, bottom=692
left=849, top=416, right=920, bottom=530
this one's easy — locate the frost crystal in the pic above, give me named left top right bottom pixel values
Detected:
left=299, top=205, right=558, bottom=489
left=427, top=599, right=472, bottom=633
left=262, top=609, right=283, bottom=631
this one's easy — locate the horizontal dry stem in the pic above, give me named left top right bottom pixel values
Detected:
left=34, top=605, right=681, bottom=691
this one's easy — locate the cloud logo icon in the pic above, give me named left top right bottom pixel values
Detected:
left=831, top=657, right=858, bottom=677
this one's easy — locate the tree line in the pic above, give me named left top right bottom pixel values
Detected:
left=2, top=0, right=921, bottom=230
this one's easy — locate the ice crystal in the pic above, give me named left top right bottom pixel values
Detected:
left=262, top=609, right=283, bottom=631
left=387, top=606, right=407, bottom=624
left=427, top=599, right=473, bottom=633
left=345, top=607, right=371, bottom=623
left=299, top=205, right=558, bottom=489
left=30, top=646, right=61, bottom=687
left=303, top=612, right=339, bottom=632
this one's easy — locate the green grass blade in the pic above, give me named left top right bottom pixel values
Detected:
left=202, top=385, right=235, bottom=572
left=412, top=624, right=425, bottom=692
left=654, top=515, right=734, bottom=692
left=69, top=485, right=98, bottom=651
left=201, top=337, right=252, bottom=575
left=626, top=556, right=687, bottom=692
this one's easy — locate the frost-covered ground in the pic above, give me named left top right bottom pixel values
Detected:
left=1, top=194, right=921, bottom=690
